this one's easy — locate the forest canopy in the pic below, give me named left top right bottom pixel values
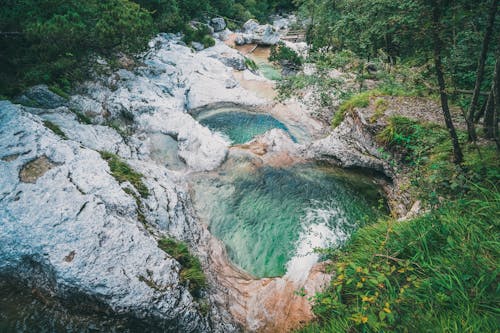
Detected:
left=0, top=0, right=296, bottom=96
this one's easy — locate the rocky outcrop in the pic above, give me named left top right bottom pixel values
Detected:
left=235, top=20, right=281, bottom=46
left=0, top=101, right=211, bottom=332
left=0, top=33, right=275, bottom=332
left=15, top=84, right=68, bottom=109
left=306, top=110, right=393, bottom=178
left=210, top=17, right=227, bottom=32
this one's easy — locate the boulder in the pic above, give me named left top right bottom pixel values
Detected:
left=236, top=24, right=281, bottom=46
left=210, top=17, right=226, bottom=32
left=254, top=24, right=281, bottom=45
left=191, top=41, right=205, bottom=51
left=243, top=19, right=259, bottom=33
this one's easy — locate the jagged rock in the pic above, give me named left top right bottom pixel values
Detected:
left=243, top=19, right=259, bottom=33
left=236, top=22, right=281, bottom=45
left=0, top=101, right=210, bottom=332
left=15, top=84, right=68, bottom=109
left=210, top=17, right=226, bottom=32
left=306, top=110, right=393, bottom=177
left=191, top=41, right=205, bottom=51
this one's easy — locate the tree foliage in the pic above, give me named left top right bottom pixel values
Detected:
left=0, top=0, right=296, bottom=96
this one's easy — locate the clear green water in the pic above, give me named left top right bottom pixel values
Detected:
left=191, top=162, right=385, bottom=279
left=258, top=63, right=282, bottom=81
left=197, top=108, right=295, bottom=144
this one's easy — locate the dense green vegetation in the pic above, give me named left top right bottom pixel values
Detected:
left=301, top=189, right=499, bottom=332
left=99, top=151, right=149, bottom=198
left=157, top=238, right=206, bottom=297
left=300, top=115, right=500, bottom=331
left=282, top=2, right=500, bottom=331
left=294, top=0, right=499, bottom=158
left=269, top=42, right=303, bottom=69
left=0, top=0, right=296, bottom=96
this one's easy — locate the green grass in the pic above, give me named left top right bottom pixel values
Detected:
left=100, top=151, right=149, bottom=198
left=43, top=120, right=67, bottom=139
left=48, top=84, right=70, bottom=100
left=332, top=91, right=373, bottom=128
left=302, top=111, right=500, bottom=332
left=300, top=186, right=499, bottom=333
left=158, top=238, right=206, bottom=297
left=244, top=57, right=259, bottom=71
left=72, top=110, right=93, bottom=124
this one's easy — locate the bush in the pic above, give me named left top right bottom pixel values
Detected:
left=158, top=238, right=206, bottom=297
left=245, top=58, right=259, bottom=71
left=332, top=91, right=373, bottom=128
left=182, top=23, right=212, bottom=46
left=269, top=42, right=303, bottom=69
left=201, top=35, right=215, bottom=48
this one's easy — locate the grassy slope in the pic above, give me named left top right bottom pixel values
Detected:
left=300, top=96, right=500, bottom=332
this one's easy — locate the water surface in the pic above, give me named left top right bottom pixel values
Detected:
left=197, top=108, right=295, bottom=144
left=191, top=162, right=386, bottom=279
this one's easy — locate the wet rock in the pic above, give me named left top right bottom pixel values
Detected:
left=210, top=17, right=226, bottom=32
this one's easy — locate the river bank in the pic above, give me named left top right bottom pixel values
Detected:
left=0, top=21, right=412, bottom=332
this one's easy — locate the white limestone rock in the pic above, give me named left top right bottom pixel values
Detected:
left=0, top=101, right=208, bottom=332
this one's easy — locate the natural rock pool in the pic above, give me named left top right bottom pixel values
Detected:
left=191, top=161, right=386, bottom=279
left=196, top=107, right=296, bottom=144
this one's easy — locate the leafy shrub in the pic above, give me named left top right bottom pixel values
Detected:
left=201, top=35, right=215, bottom=48
left=182, top=23, right=212, bottom=47
left=269, top=42, right=303, bottom=69
left=311, top=49, right=359, bottom=71
left=158, top=238, right=206, bottom=297
left=48, top=84, right=70, bottom=99
left=245, top=58, right=259, bottom=71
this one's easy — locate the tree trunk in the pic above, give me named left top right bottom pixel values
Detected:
left=474, top=95, right=489, bottom=123
left=484, top=57, right=500, bottom=146
left=431, top=0, right=463, bottom=164
left=466, top=0, right=498, bottom=141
